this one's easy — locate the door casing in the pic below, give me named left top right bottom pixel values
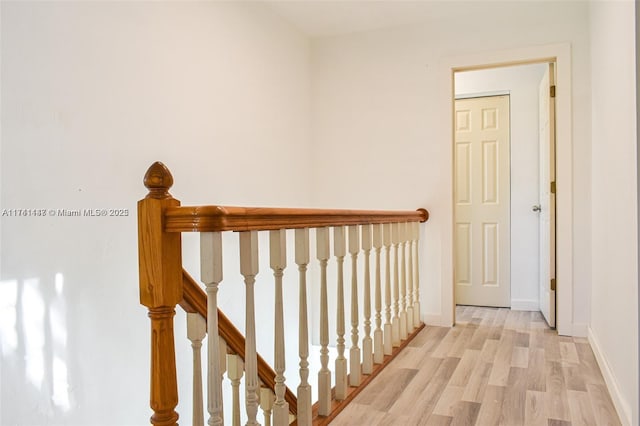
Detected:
left=441, top=43, right=574, bottom=336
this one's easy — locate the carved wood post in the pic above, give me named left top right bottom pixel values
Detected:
left=334, top=226, right=347, bottom=400
left=269, top=229, right=289, bottom=426
left=316, top=227, right=332, bottom=416
left=399, top=222, right=408, bottom=341
left=361, top=224, right=373, bottom=374
left=138, top=162, right=182, bottom=426
left=391, top=222, right=401, bottom=347
left=187, top=313, right=206, bottom=426
left=239, top=231, right=260, bottom=426
left=372, top=224, right=384, bottom=364
left=227, top=354, right=244, bottom=426
left=382, top=223, right=393, bottom=356
left=295, top=228, right=312, bottom=426
left=260, top=388, right=275, bottom=426
left=201, top=232, right=224, bottom=425
left=348, top=225, right=361, bottom=386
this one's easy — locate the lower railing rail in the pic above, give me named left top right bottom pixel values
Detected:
left=138, top=162, right=429, bottom=426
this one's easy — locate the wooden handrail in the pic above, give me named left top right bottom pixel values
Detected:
left=179, top=269, right=298, bottom=416
left=164, top=206, right=429, bottom=233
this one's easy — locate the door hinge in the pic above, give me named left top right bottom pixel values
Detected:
left=550, top=85, right=556, bottom=98
left=551, top=181, right=556, bottom=194
left=550, top=278, right=556, bottom=291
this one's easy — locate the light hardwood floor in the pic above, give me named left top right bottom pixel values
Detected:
left=330, top=306, right=621, bottom=425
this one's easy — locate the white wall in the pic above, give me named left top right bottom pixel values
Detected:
left=589, top=2, right=639, bottom=425
left=455, top=64, right=546, bottom=310
left=0, top=2, right=312, bottom=425
left=311, top=1, right=591, bottom=329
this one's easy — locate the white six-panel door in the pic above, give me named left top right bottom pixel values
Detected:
left=455, top=95, right=511, bottom=307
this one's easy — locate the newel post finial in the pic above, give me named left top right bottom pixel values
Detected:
left=144, top=161, right=174, bottom=199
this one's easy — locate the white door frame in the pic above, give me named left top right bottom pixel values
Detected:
left=440, top=43, right=573, bottom=336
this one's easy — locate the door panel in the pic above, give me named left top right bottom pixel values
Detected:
left=455, top=95, right=511, bottom=307
left=456, top=223, right=471, bottom=284
left=456, top=142, right=472, bottom=204
left=482, top=140, right=498, bottom=203
left=483, top=222, right=498, bottom=285
left=539, top=64, right=557, bottom=327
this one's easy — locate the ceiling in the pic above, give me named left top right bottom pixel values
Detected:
left=265, top=0, right=483, bottom=38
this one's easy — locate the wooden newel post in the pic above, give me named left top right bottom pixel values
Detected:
left=138, top=162, right=183, bottom=426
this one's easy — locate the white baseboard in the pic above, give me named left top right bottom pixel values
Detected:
left=588, top=327, right=632, bottom=426
left=510, top=299, right=538, bottom=311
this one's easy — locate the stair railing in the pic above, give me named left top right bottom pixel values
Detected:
left=138, top=162, right=429, bottom=426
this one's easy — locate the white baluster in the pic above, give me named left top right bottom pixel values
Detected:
left=391, top=223, right=401, bottom=347
left=399, top=223, right=408, bottom=341
left=239, top=231, right=260, bottom=426
left=372, top=224, right=384, bottom=364
left=316, top=227, right=332, bottom=416
left=361, top=224, right=373, bottom=374
left=218, top=337, right=228, bottom=425
left=260, top=388, right=275, bottom=426
left=334, top=226, right=348, bottom=400
left=227, top=354, right=244, bottom=426
left=219, top=337, right=228, bottom=397
left=382, top=223, right=393, bottom=355
left=407, top=223, right=415, bottom=332
left=348, top=225, right=361, bottom=386
left=413, top=222, right=422, bottom=327
left=269, top=230, right=289, bottom=426
left=187, top=313, right=206, bottom=426
left=200, top=232, right=224, bottom=426
left=295, top=228, right=312, bottom=426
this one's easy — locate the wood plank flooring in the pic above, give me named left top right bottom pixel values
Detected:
left=330, top=306, right=621, bottom=426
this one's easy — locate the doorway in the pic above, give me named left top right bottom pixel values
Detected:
left=453, top=62, right=557, bottom=327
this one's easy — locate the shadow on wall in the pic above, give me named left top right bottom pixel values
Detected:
left=1, top=273, right=71, bottom=419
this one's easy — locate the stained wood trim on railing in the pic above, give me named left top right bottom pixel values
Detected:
left=164, top=206, right=429, bottom=233
left=179, top=269, right=298, bottom=416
